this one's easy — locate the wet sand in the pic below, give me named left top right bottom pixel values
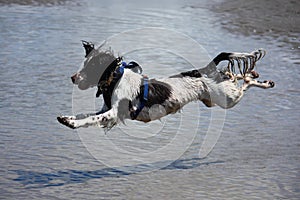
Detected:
left=211, top=0, right=300, bottom=49
left=3, top=0, right=299, bottom=38
left=212, top=0, right=299, bottom=35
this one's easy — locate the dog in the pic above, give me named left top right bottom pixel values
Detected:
left=57, top=41, right=274, bottom=130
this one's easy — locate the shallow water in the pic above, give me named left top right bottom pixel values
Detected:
left=0, top=0, right=299, bottom=199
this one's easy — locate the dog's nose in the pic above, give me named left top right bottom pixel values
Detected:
left=71, top=73, right=79, bottom=84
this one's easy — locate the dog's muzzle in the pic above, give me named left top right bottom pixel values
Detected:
left=71, top=73, right=80, bottom=84
left=71, top=73, right=90, bottom=90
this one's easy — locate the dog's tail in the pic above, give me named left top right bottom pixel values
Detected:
left=171, top=52, right=246, bottom=79
left=169, top=53, right=229, bottom=79
left=198, top=52, right=231, bottom=78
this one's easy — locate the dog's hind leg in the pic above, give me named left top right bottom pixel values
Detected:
left=242, top=77, right=275, bottom=91
left=198, top=51, right=244, bottom=79
left=200, top=49, right=266, bottom=78
left=198, top=52, right=230, bottom=77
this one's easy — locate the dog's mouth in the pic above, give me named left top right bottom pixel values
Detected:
left=71, top=72, right=82, bottom=84
left=71, top=73, right=90, bottom=90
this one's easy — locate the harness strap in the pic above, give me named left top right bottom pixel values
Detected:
left=119, top=61, right=126, bottom=73
left=130, top=75, right=149, bottom=120
left=95, top=61, right=148, bottom=119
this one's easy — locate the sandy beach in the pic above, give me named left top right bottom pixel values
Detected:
left=211, top=0, right=300, bottom=49
left=213, top=0, right=299, bottom=34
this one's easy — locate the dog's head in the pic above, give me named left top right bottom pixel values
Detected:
left=71, top=41, right=121, bottom=90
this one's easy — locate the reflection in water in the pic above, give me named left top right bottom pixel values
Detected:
left=13, top=158, right=224, bottom=188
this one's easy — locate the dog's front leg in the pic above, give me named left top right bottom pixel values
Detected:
left=58, top=108, right=118, bottom=129
left=57, top=104, right=110, bottom=129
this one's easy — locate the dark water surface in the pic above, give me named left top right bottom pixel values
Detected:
left=0, top=0, right=299, bottom=199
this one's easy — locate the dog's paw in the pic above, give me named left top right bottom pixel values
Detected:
left=57, top=116, right=77, bottom=129
left=264, top=80, right=275, bottom=88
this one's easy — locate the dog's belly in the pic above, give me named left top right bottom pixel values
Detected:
left=135, top=100, right=183, bottom=122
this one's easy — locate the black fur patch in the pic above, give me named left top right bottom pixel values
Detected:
left=102, top=87, right=113, bottom=109
left=169, top=52, right=232, bottom=79
left=101, top=66, right=124, bottom=108
left=140, top=79, right=172, bottom=107
left=169, top=69, right=202, bottom=78
left=78, top=50, right=119, bottom=90
left=212, top=52, right=231, bottom=65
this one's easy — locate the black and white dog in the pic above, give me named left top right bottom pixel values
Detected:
left=57, top=41, right=274, bottom=129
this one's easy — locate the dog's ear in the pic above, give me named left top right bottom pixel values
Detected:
left=81, top=40, right=94, bottom=58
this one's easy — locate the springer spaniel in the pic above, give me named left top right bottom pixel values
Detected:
left=57, top=41, right=274, bottom=130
